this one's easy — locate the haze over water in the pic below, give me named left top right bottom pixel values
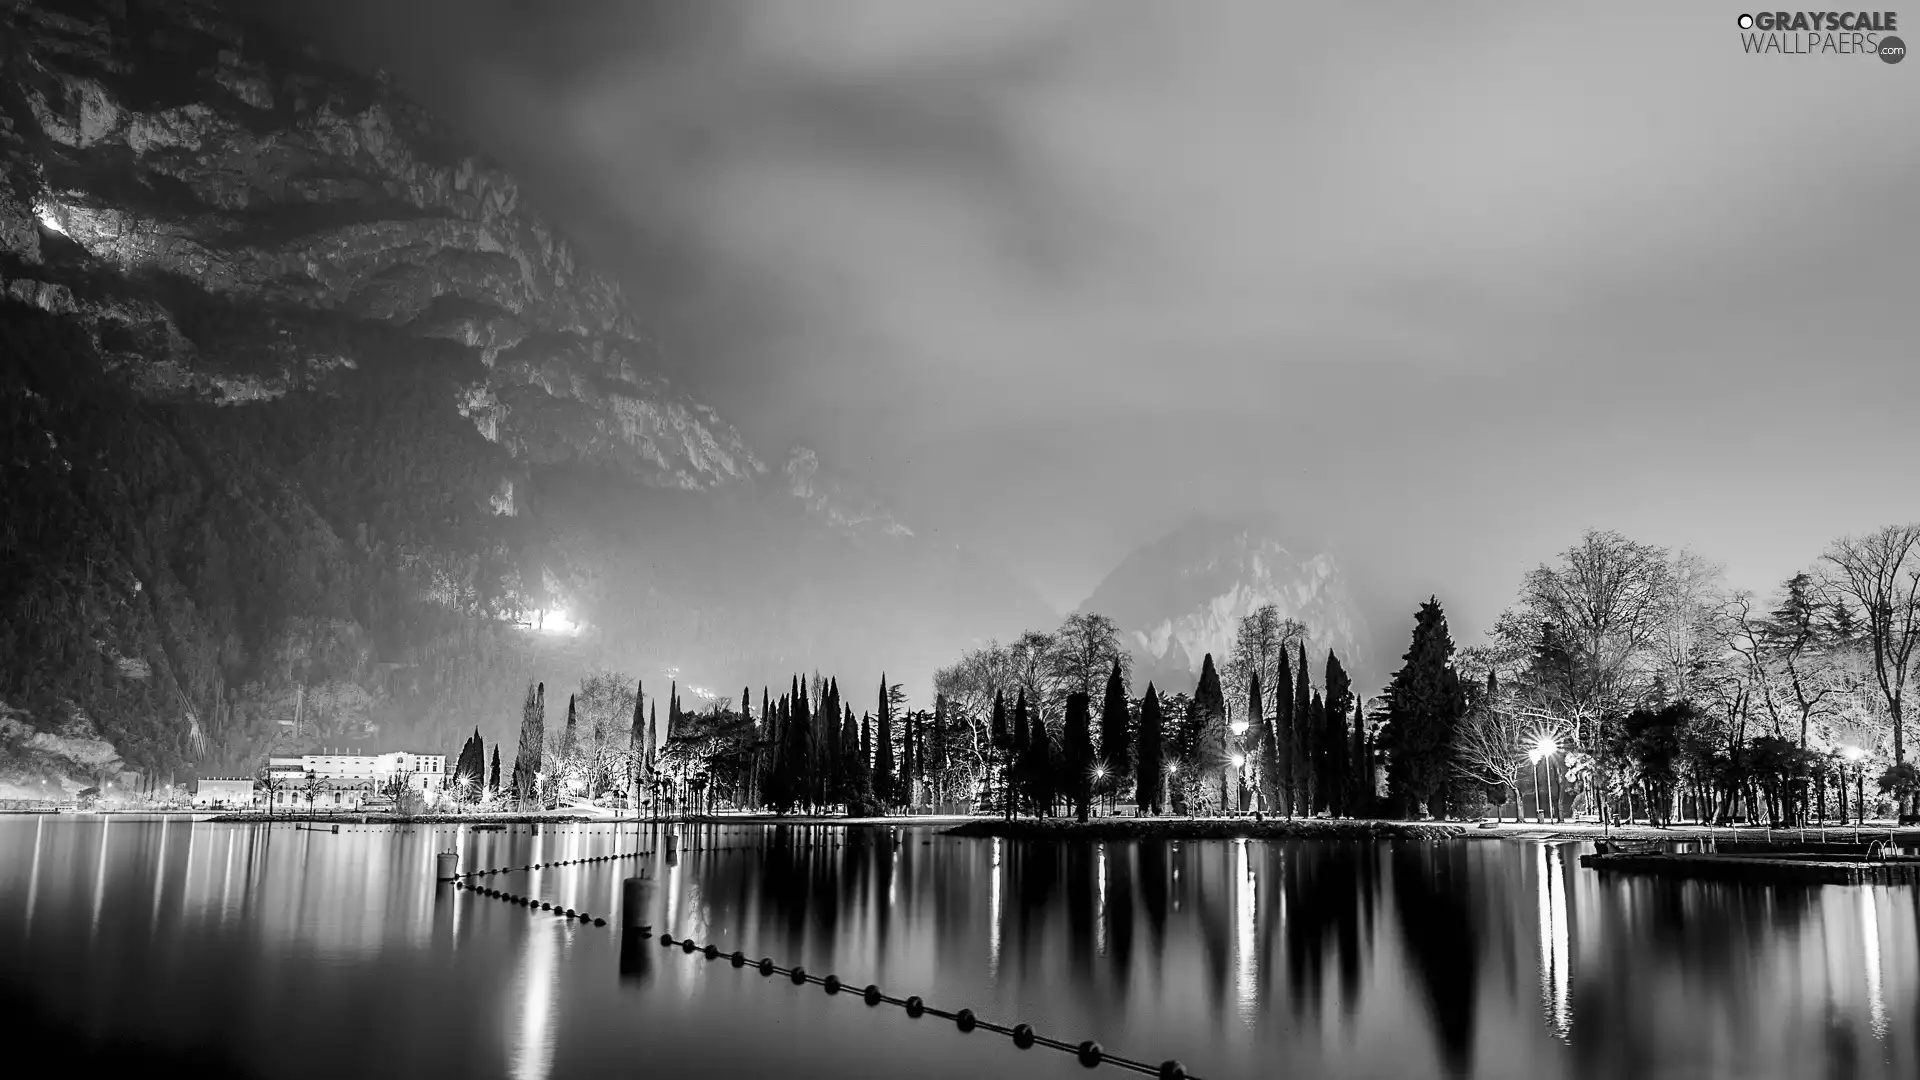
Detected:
left=2, top=819, right=1914, bottom=1079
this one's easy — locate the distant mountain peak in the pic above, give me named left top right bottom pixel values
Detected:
left=1079, top=514, right=1373, bottom=692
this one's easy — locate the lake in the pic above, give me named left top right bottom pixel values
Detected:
left=1, top=817, right=1913, bottom=1079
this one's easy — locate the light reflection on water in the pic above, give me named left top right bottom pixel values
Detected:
left=0, top=818, right=1914, bottom=1080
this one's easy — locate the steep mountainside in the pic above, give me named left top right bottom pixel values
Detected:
left=0, top=0, right=1049, bottom=793
left=1079, top=515, right=1375, bottom=695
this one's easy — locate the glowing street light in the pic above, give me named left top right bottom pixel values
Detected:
left=1230, top=720, right=1249, bottom=737
left=1231, top=753, right=1246, bottom=769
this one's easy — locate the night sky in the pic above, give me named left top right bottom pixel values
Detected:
left=262, top=0, right=1920, bottom=641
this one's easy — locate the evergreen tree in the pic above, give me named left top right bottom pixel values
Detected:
left=512, top=681, right=545, bottom=809
left=1350, top=697, right=1369, bottom=815
left=1193, top=653, right=1229, bottom=815
left=1291, top=641, right=1312, bottom=816
left=1136, top=684, right=1165, bottom=814
left=824, top=677, right=843, bottom=809
left=668, top=681, right=681, bottom=741
left=648, top=703, right=658, bottom=775
left=1022, top=703, right=1056, bottom=815
left=1381, top=597, right=1468, bottom=819
left=874, top=674, right=896, bottom=812
left=861, top=709, right=872, bottom=768
left=1324, top=651, right=1352, bottom=816
left=1309, top=690, right=1327, bottom=814
left=1275, top=646, right=1296, bottom=816
left=1250, top=672, right=1277, bottom=811
left=793, top=676, right=815, bottom=812
left=840, top=704, right=869, bottom=815
left=1062, top=690, right=1095, bottom=821
left=901, top=707, right=917, bottom=809
left=562, top=694, right=578, bottom=762
left=1097, top=659, right=1132, bottom=796
left=488, top=745, right=500, bottom=793
left=629, top=679, right=646, bottom=803
left=932, top=694, right=949, bottom=812
left=990, top=690, right=1011, bottom=819
left=1013, top=688, right=1032, bottom=816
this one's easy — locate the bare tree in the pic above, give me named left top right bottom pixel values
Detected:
left=1224, top=604, right=1308, bottom=720
left=1453, top=690, right=1531, bottom=822
left=1821, top=524, right=1920, bottom=771
left=1051, top=613, right=1130, bottom=700
left=1518, top=529, right=1678, bottom=734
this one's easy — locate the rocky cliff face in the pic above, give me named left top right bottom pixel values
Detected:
left=1079, top=515, right=1375, bottom=695
left=0, top=0, right=1043, bottom=788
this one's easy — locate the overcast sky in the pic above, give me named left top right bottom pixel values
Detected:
left=272, top=0, right=1920, bottom=649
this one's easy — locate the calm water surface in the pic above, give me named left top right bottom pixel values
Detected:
left=2, top=817, right=1914, bottom=1079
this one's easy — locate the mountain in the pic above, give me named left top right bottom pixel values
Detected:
left=1078, top=514, right=1376, bottom=695
left=0, top=0, right=1049, bottom=794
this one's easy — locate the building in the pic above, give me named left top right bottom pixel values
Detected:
left=263, top=751, right=447, bottom=810
left=193, top=777, right=256, bottom=808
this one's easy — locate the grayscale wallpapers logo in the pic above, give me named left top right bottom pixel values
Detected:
left=1736, top=11, right=1905, bottom=60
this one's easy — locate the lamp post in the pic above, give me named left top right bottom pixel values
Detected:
left=1093, top=764, right=1108, bottom=818
left=1229, top=719, right=1249, bottom=816
left=1842, top=746, right=1866, bottom=835
left=1166, top=762, right=1178, bottom=817
left=1528, top=735, right=1561, bottom=824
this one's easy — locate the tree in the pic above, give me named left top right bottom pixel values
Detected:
left=875, top=674, right=896, bottom=812
left=1021, top=696, right=1057, bottom=816
left=1062, top=690, right=1095, bottom=821
left=1225, top=604, right=1308, bottom=729
left=990, top=690, right=1011, bottom=819
left=1349, top=697, right=1370, bottom=814
left=1096, top=659, right=1132, bottom=794
left=1454, top=671, right=1528, bottom=821
left=1291, top=641, right=1311, bottom=814
left=488, top=745, right=500, bottom=794
left=511, top=681, right=545, bottom=809
left=1249, top=670, right=1275, bottom=811
left=1012, top=688, right=1033, bottom=815
left=1822, top=525, right=1920, bottom=782
left=1191, top=653, right=1229, bottom=815
left=1274, top=645, right=1296, bottom=816
left=1136, top=685, right=1165, bottom=814
left=1382, top=598, right=1467, bottom=819
left=628, top=678, right=646, bottom=806
left=1323, top=651, right=1352, bottom=816
left=1052, top=612, right=1130, bottom=701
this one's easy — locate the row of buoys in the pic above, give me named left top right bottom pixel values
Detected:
left=454, top=849, right=654, bottom=880
left=656, top=933, right=1192, bottom=1079
left=454, top=879, right=608, bottom=926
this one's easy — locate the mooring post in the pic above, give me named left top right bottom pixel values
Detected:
left=622, top=876, right=655, bottom=934
left=666, top=830, right=679, bottom=863
left=436, top=851, right=460, bottom=884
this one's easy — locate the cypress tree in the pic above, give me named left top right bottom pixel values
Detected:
left=990, top=690, right=1010, bottom=819
left=932, top=694, right=949, bottom=812
left=1274, top=646, right=1296, bottom=816
left=668, top=681, right=681, bottom=741
left=1291, top=641, right=1312, bottom=816
left=1136, top=684, right=1165, bottom=815
left=1381, top=596, right=1467, bottom=819
left=1013, top=688, right=1032, bottom=816
left=1063, top=690, right=1095, bottom=821
left=1309, top=689, right=1326, bottom=814
left=512, top=681, right=545, bottom=809
left=1350, top=697, right=1369, bottom=815
left=1023, top=704, right=1056, bottom=816
left=562, top=694, right=578, bottom=763
left=1324, top=651, right=1352, bottom=816
left=488, top=745, right=501, bottom=793
left=1194, top=653, right=1229, bottom=815
left=1098, top=659, right=1131, bottom=795
left=875, top=674, right=896, bottom=812
left=1251, top=671, right=1277, bottom=812
left=629, top=679, right=646, bottom=803
left=793, top=676, right=815, bottom=812
left=861, top=709, right=872, bottom=767
left=841, top=704, right=867, bottom=815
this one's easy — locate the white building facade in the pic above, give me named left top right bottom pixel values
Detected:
left=264, top=752, right=447, bottom=810
left=192, top=777, right=256, bottom=808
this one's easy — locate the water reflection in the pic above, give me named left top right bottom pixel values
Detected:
left=1, top=819, right=1915, bottom=1080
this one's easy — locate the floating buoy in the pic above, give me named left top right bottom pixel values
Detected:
left=905, top=996, right=925, bottom=1018
left=863, top=984, right=882, bottom=1007
left=1158, top=1060, right=1186, bottom=1080
left=823, top=975, right=841, bottom=995
left=758, top=958, right=775, bottom=976
left=1013, top=1024, right=1036, bottom=1049
left=956, top=1009, right=977, bottom=1033
left=1077, top=1041, right=1103, bottom=1068
left=789, top=966, right=807, bottom=985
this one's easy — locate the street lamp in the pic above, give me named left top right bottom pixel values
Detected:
left=1093, top=764, right=1108, bottom=817
left=1842, top=746, right=1866, bottom=831
left=1528, top=735, right=1560, bottom=824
